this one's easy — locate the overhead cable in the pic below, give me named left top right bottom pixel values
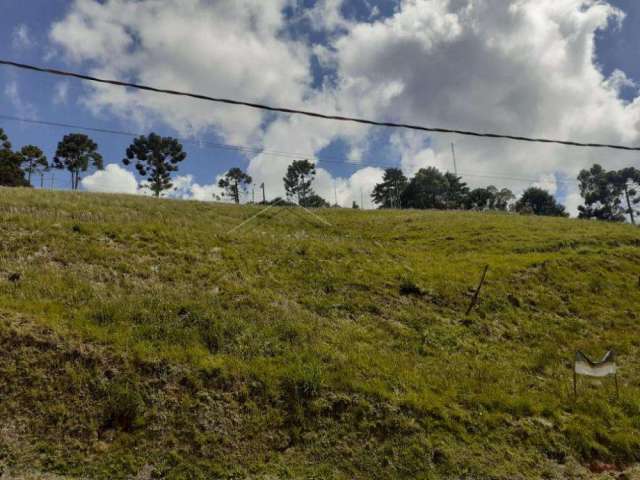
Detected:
left=0, top=113, right=578, bottom=185
left=1, top=59, right=639, bottom=152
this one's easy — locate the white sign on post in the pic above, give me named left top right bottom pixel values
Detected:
left=573, top=351, right=618, bottom=397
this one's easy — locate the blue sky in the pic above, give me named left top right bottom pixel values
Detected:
left=0, top=0, right=397, bottom=191
left=0, top=0, right=638, bottom=210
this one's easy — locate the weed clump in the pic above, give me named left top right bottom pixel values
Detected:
left=281, top=361, right=323, bottom=425
left=282, top=362, right=323, bottom=404
left=399, top=276, right=423, bottom=296
left=102, top=380, right=144, bottom=432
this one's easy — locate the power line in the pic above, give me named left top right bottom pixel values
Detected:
left=0, top=114, right=297, bottom=160
left=0, top=113, right=579, bottom=186
left=1, top=58, right=639, bottom=152
left=0, top=113, right=396, bottom=168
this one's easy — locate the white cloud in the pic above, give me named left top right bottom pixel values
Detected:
left=11, top=24, right=34, bottom=50
left=304, top=0, right=351, bottom=32
left=170, top=174, right=226, bottom=202
left=81, top=163, right=139, bottom=194
left=327, top=0, right=640, bottom=213
left=313, top=166, right=385, bottom=208
left=49, top=0, right=311, bottom=144
left=391, top=131, right=452, bottom=176
left=4, top=81, right=38, bottom=118
left=563, top=190, right=583, bottom=218
left=50, top=0, right=640, bottom=218
left=533, top=173, right=558, bottom=195
left=605, top=69, right=637, bottom=97
left=53, top=82, right=70, bottom=105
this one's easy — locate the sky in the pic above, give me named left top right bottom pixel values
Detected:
left=0, top=0, right=639, bottom=213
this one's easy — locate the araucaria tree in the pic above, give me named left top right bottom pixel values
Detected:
left=218, top=167, right=252, bottom=204
left=617, top=167, right=640, bottom=225
left=284, top=159, right=316, bottom=204
left=371, top=168, right=407, bottom=208
left=123, top=133, right=186, bottom=197
left=18, top=145, right=48, bottom=186
left=53, top=134, right=103, bottom=190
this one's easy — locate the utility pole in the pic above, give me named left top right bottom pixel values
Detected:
left=451, top=143, right=458, bottom=175
left=261, top=183, right=266, bottom=204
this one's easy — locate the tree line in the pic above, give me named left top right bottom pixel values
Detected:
left=370, top=167, right=567, bottom=216
left=0, top=129, right=185, bottom=197
left=370, top=164, right=640, bottom=223
left=1, top=127, right=638, bottom=223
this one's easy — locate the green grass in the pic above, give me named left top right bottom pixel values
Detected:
left=1, top=187, right=640, bottom=479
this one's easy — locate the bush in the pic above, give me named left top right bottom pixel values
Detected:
left=399, top=276, right=423, bottom=296
left=102, top=380, right=143, bottom=432
left=281, top=361, right=324, bottom=419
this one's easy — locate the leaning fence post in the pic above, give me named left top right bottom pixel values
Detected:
left=465, top=265, right=489, bottom=316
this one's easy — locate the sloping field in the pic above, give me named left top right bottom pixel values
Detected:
left=1, top=187, right=640, bottom=479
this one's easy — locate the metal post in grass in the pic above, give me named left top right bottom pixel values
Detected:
left=465, top=265, right=489, bottom=316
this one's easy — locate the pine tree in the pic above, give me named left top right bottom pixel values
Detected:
left=53, top=134, right=103, bottom=190
left=123, top=133, right=186, bottom=197
left=18, top=145, right=48, bottom=185
left=218, top=168, right=252, bottom=204
left=283, top=160, right=316, bottom=204
left=371, top=168, right=407, bottom=208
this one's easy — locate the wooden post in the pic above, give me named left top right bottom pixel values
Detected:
left=465, top=265, right=489, bottom=316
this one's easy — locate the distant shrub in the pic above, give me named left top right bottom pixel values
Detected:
left=290, top=363, right=322, bottom=400
left=399, top=276, right=423, bottom=296
left=281, top=362, right=323, bottom=414
left=202, top=324, right=222, bottom=353
left=102, top=380, right=143, bottom=432
left=608, top=431, right=640, bottom=462
left=200, top=318, right=242, bottom=354
left=91, top=306, right=118, bottom=325
left=564, top=423, right=609, bottom=461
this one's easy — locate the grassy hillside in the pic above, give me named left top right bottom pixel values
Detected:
left=1, top=187, right=640, bottom=479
